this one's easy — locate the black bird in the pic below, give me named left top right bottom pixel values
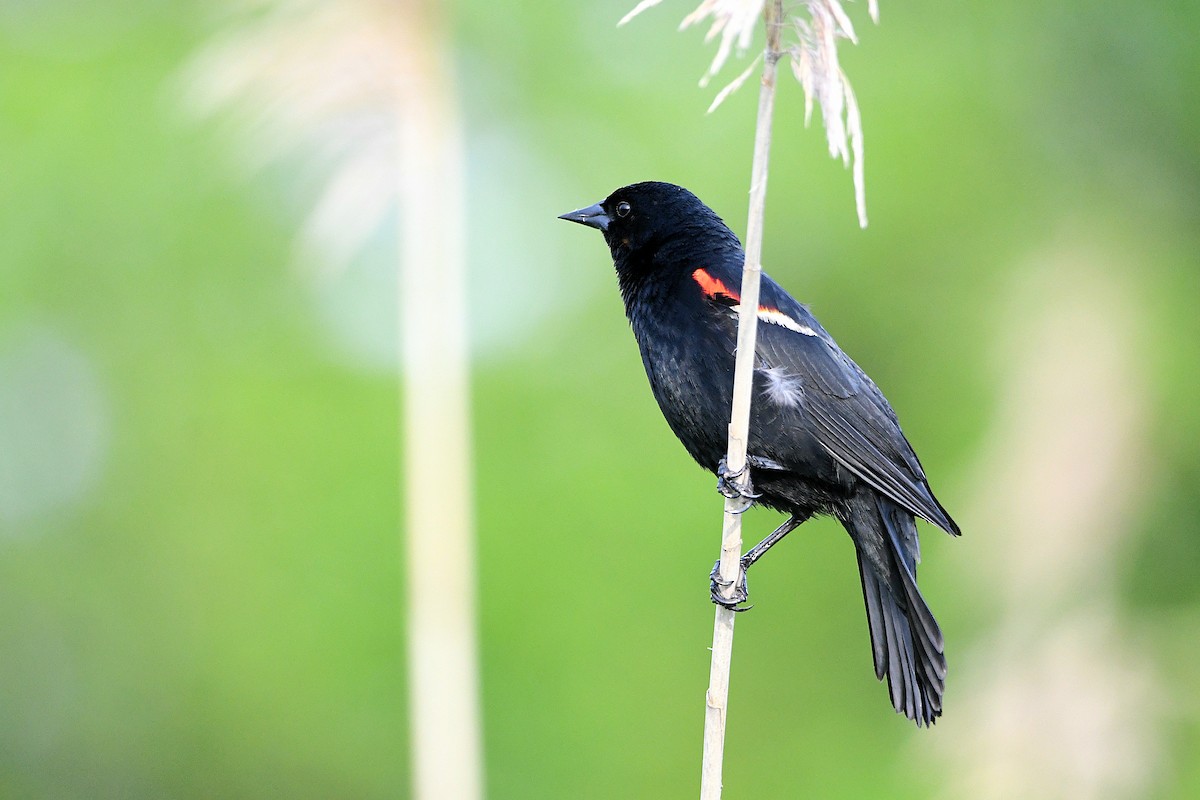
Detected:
left=559, top=181, right=959, bottom=726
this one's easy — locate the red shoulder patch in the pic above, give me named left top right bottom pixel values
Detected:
left=693, top=268, right=819, bottom=337
left=691, top=268, right=739, bottom=301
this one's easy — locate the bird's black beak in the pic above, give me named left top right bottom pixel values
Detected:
left=558, top=202, right=610, bottom=232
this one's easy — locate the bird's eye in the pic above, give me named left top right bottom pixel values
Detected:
left=615, top=201, right=631, bottom=218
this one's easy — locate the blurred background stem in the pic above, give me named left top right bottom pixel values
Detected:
left=398, top=3, right=483, bottom=798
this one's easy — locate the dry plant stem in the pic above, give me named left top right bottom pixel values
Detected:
left=700, top=2, right=784, bottom=798
left=399, top=10, right=484, bottom=800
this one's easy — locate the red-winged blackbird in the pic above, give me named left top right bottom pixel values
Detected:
left=559, top=181, right=959, bottom=726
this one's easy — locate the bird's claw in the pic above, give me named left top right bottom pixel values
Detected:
left=716, top=457, right=760, bottom=504
left=709, top=558, right=753, bottom=612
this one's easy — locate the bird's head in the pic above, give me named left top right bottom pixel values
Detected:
left=558, top=181, right=741, bottom=274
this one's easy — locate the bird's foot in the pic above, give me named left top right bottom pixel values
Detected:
left=709, top=558, right=753, bottom=612
left=716, top=457, right=759, bottom=507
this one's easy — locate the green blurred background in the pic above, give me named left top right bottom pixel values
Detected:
left=2, top=1, right=1198, bottom=797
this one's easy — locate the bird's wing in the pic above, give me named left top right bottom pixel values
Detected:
left=751, top=279, right=959, bottom=537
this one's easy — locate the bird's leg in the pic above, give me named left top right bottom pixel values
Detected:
left=716, top=456, right=760, bottom=508
left=709, top=514, right=809, bottom=610
left=741, top=512, right=809, bottom=569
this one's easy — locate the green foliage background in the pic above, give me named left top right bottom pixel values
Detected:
left=1, top=1, right=1197, bottom=797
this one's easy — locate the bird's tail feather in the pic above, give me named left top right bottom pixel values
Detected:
left=853, top=497, right=946, bottom=726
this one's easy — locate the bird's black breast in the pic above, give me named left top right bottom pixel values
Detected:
left=625, top=273, right=737, bottom=473
left=624, top=267, right=855, bottom=518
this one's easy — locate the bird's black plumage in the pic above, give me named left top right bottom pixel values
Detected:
left=559, top=181, right=959, bottom=726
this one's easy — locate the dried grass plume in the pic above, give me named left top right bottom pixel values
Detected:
left=622, top=0, right=877, bottom=227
